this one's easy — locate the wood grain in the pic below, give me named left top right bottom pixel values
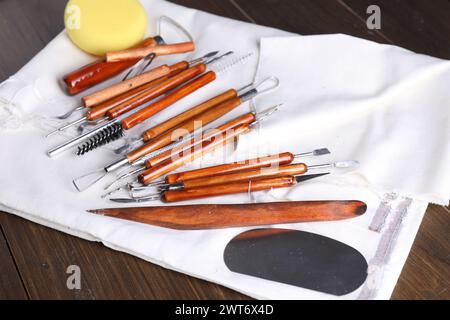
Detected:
left=165, top=152, right=295, bottom=184
left=121, top=71, right=216, bottom=129
left=142, top=89, right=238, bottom=141
left=91, top=200, right=367, bottom=230
left=106, top=42, right=195, bottom=62
left=106, top=63, right=206, bottom=119
left=180, top=163, right=308, bottom=189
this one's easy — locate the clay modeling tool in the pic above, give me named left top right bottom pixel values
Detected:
left=62, top=16, right=193, bottom=95
left=102, top=105, right=281, bottom=195
left=88, top=200, right=367, bottom=230
left=47, top=52, right=243, bottom=158
left=112, top=75, right=278, bottom=156
left=49, top=52, right=220, bottom=135
left=73, top=105, right=279, bottom=193
left=110, top=173, right=329, bottom=203
left=154, top=161, right=358, bottom=192
left=106, top=42, right=195, bottom=62
left=143, top=149, right=331, bottom=189
left=224, top=228, right=368, bottom=296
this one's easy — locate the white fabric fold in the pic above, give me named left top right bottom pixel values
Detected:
left=0, top=0, right=447, bottom=299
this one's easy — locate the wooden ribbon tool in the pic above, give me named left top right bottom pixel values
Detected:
left=88, top=200, right=367, bottom=230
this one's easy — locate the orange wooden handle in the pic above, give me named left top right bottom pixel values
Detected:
left=86, top=76, right=169, bottom=121
left=62, top=37, right=158, bottom=95
left=163, top=176, right=297, bottom=203
left=182, top=163, right=307, bottom=188
left=106, top=64, right=206, bottom=120
left=106, top=42, right=195, bottom=62
left=121, top=71, right=216, bottom=130
left=142, top=89, right=238, bottom=141
left=142, top=95, right=242, bottom=142
left=92, top=201, right=367, bottom=230
left=82, top=65, right=171, bottom=108
left=142, top=113, right=256, bottom=167
left=138, top=124, right=251, bottom=184
left=165, top=152, right=296, bottom=184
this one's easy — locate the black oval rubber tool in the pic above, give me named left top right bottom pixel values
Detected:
left=224, top=228, right=368, bottom=296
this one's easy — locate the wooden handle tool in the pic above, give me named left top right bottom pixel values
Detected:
left=142, top=89, right=238, bottom=141
left=82, top=64, right=172, bottom=108
left=129, top=112, right=255, bottom=166
left=165, top=152, right=296, bottom=184
left=85, top=62, right=188, bottom=121
left=163, top=176, right=294, bottom=202
left=62, top=37, right=159, bottom=95
left=89, top=200, right=367, bottom=230
left=120, top=70, right=216, bottom=129
left=125, top=93, right=243, bottom=162
left=173, top=163, right=308, bottom=190
left=106, top=42, right=195, bottom=62
left=105, top=63, right=207, bottom=120
left=139, top=124, right=251, bottom=184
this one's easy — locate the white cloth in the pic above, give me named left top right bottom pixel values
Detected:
left=0, top=0, right=448, bottom=299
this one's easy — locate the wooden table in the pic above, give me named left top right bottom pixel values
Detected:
left=0, top=0, right=449, bottom=300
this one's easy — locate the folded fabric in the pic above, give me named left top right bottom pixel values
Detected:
left=0, top=0, right=447, bottom=299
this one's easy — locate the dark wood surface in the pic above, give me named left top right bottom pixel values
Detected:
left=0, top=0, right=449, bottom=300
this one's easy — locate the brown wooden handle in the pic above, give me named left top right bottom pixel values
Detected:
left=141, top=113, right=256, bottom=167
left=91, top=201, right=367, bottom=230
left=82, top=65, right=171, bottom=107
left=142, top=89, right=238, bottom=141
left=106, top=64, right=206, bottom=120
left=163, top=176, right=297, bottom=203
left=121, top=71, right=216, bottom=130
left=86, top=62, right=189, bottom=121
left=165, top=152, right=295, bottom=184
left=62, top=37, right=158, bottom=95
left=106, top=42, right=195, bottom=62
left=142, top=95, right=242, bottom=142
left=138, top=124, right=250, bottom=184
left=182, top=163, right=308, bottom=189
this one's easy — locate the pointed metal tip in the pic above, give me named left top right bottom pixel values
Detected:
left=295, top=172, right=330, bottom=183
left=313, top=148, right=331, bottom=156
left=45, top=130, right=59, bottom=138
left=205, top=51, right=219, bottom=58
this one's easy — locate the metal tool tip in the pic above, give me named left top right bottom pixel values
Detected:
left=313, top=148, right=331, bottom=156
left=205, top=51, right=219, bottom=58
left=109, top=198, right=136, bottom=204
left=296, top=172, right=330, bottom=183
left=334, top=160, right=359, bottom=168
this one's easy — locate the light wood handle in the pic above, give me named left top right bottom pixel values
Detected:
left=121, top=71, right=216, bottom=130
left=86, top=75, right=170, bottom=121
left=127, top=91, right=240, bottom=162
left=181, top=163, right=307, bottom=189
left=62, top=37, right=158, bottom=95
left=82, top=65, right=171, bottom=107
left=142, top=89, right=238, bottom=141
left=106, top=64, right=206, bottom=120
left=165, top=152, right=295, bottom=184
left=106, top=42, right=195, bottom=62
left=142, top=95, right=242, bottom=142
left=163, top=176, right=297, bottom=203
left=141, top=113, right=256, bottom=167
left=138, top=124, right=250, bottom=184
left=85, top=62, right=190, bottom=121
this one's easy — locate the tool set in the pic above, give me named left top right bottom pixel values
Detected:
left=48, top=16, right=364, bottom=255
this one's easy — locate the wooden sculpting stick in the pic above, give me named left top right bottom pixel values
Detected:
left=89, top=200, right=367, bottom=230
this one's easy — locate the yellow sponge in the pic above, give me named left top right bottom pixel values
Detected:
left=64, top=0, right=148, bottom=56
